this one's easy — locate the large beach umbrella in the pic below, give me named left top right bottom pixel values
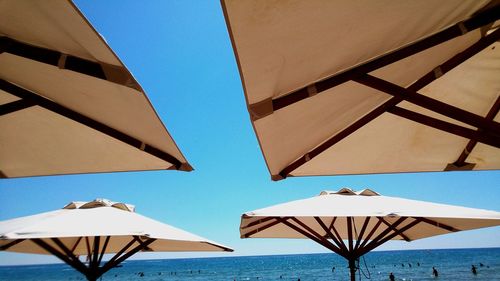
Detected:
left=222, top=0, right=500, bottom=180
left=0, top=199, right=233, bottom=281
left=240, top=188, right=500, bottom=281
left=0, top=0, right=192, bottom=178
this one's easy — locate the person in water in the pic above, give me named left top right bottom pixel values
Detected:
left=432, top=267, right=438, bottom=277
left=471, top=265, right=477, bottom=275
left=389, top=272, right=395, bottom=281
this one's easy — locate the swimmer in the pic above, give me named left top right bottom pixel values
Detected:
left=471, top=265, right=477, bottom=275
left=432, top=267, right=438, bottom=277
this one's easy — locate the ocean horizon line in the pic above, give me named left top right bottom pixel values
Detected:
left=2, top=246, right=499, bottom=267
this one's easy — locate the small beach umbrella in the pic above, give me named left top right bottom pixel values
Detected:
left=0, top=0, right=192, bottom=178
left=222, top=0, right=500, bottom=180
left=0, top=199, right=233, bottom=281
left=240, top=188, right=500, bottom=281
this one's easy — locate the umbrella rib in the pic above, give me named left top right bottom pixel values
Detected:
left=97, top=236, right=111, bottom=266
left=369, top=217, right=407, bottom=245
left=98, top=238, right=156, bottom=278
left=50, top=237, right=89, bottom=274
left=70, top=237, right=83, bottom=254
left=0, top=239, right=26, bottom=250
left=358, top=219, right=383, bottom=250
left=85, top=237, right=92, bottom=264
left=354, top=74, right=500, bottom=134
left=418, top=217, right=460, bottom=232
left=133, top=236, right=153, bottom=251
left=347, top=217, right=354, bottom=252
left=328, top=217, right=337, bottom=232
left=378, top=217, right=411, bottom=241
left=328, top=218, right=348, bottom=252
left=279, top=218, right=347, bottom=258
left=353, top=217, right=371, bottom=251
left=241, top=217, right=275, bottom=229
left=451, top=95, right=500, bottom=168
left=201, top=241, right=234, bottom=252
left=358, top=218, right=422, bottom=256
left=357, top=217, right=407, bottom=255
left=314, top=217, right=347, bottom=252
left=0, top=79, right=187, bottom=170
left=251, top=4, right=500, bottom=117
left=91, top=236, right=101, bottom=270
left=386, top=106, right=500, bottom=148
left=33, top=239, right=88, bottom=276
left=0, top=99, right=36, bottom=116
left=241, top=217, right=284, bottom=238
left=104, top=237, right=137, bottom=267
left=0, top=36, right=139, bottom=91
left=276, top=26, right=500, bottom=179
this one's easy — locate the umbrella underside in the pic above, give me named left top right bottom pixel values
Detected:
left=0, top=0, right=192, bottom=177
left=242, top=216, right=459, bottom=260
left=1, top=235, right=156, bottom=281
left=223, top=0, right=500, bottom=180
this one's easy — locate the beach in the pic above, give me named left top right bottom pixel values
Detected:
left=1, top=248, right=499, bottom=281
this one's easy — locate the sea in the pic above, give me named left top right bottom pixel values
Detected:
left=0, top=248, right=499, bottom=281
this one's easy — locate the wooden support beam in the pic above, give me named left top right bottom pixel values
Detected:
left=354, top=74, right=500, bottom=134
left=357, top=218, right=422, bottom=256
left=353, top=217, right=370, bottom=251
left=250, top=4, right=500, bottom=117
left=0, top=79, right=188, bottom=170
left=378, top=217, right=411, bottom=241
left=104, top=238, right=136, bottom=267
left=241, top=217, right=275, bottom=229
left=51, top=238, right=88, bottom=271
left=241, top=217, right=283, bottom=238
left=98, top=238, right=156, bottom=277
left=314, top=217, right=347, bottom=251
left=451, top=96, right=500, bottom=168
left=357, top=217, right=407, bottom=256
left=33, top=239, right=88, bottom=277
left=91, top=236, right=100, bottom=270
left=279, top=217, right=347, bottom=258
left=276, top=27, right=500, bottom=178
left=133, top=236, right=153, bottom=251
left=357, top=219, right=383, bottom=250
left=419, top=217, right=460, bottom=232
left=329, top=219, right=349, bottom=252
left=0, top=36, right=139, bottom=90
left=0, top=99, right=36, bottom=116
left=97, top=236, right=110, bottom=266
left=85, top=237, right=91, bottom=263
left=0, top=239, right=25, bottom=251
left=388, top=106, right=500, bottom=148
left=70, top=237, right=83, bottom=254
left=347, top=217, right=354, bottom=252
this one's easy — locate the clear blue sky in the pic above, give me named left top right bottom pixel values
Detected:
left=1, top=0, right=499, bottom=266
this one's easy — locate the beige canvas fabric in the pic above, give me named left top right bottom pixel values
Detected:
left=240, top=188, right=500, bottom=241
left=0, top=199, right=232, bottom=254
left=0, top=0, right=191, bottom=177
left=222, top=0, right=500, bottom=179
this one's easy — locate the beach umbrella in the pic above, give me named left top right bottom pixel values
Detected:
left=0, top=198, right=233, bottom=281
left=0, top=0, right=192, bottom=178
left=222, top=0, right=500, bottom=180
left=240, top=188, right=500, bottom=281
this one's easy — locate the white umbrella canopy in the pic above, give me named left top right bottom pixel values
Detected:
left=0, top=199, right=232, bottom=281
left=222, top=0, right=500, bottom=180
left=0, top=0, right=192, bottom=178
left=240, top=188, right=500, bottom=281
